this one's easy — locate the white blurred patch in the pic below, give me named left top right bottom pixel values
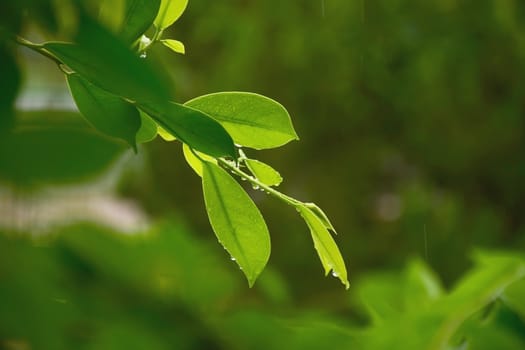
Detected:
left=0, top=152, right=150, bottom=235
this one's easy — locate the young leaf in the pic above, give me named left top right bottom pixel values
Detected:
left=154, top=0, right=188, bottom=30
left=139, top=102, right=236, bottom=158
left=161, top=39, right=185, bottom=54
left=119, top=0, right=161, bottom=44
left=185, top=92, right=299, bottom=149
left=136, top=111, right=158, bottom=144
left=297, top=205, right=349, bottom=289
left=43, top=18, right=170, bottom=103
left=303, top=202, right=337, bottom=234
left=67, top=73, right=141, bottom=150
left=245, top=158, right=283, bottom=186
left=202, top=162, right=271, bottom=286
left=182, top=143, right=216, bottom=177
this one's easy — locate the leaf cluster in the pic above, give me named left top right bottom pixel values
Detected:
left=5, top=0, right=348, bottom=288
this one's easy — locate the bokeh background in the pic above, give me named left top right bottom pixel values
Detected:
left=1, top=0, right=525, bottom=349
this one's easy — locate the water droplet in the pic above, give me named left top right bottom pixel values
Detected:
left=241, top=177, right=247, bottom=181
left=230, top=256, right=236, bottom=261
left=140, top=52, right=147, bottom=59
left=252, top=184, right=260, bottom=190
left=331, top=271, right=338, bottom=278
left=140, top=35, right=152, bottom=46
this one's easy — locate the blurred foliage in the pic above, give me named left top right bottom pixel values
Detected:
left=155, top=0, right=525, bottom=288
left=0, top=222, right=524, bottom=349
left=2, top=0, right=525, bottom=348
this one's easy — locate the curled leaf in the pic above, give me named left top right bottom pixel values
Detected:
left=297, top=205, right=349, bottom=289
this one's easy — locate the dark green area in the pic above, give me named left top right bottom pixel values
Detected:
left=1, top=0, right=525, bottom=348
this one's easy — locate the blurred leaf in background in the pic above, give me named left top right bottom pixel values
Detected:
left=2, top=0, right=525, bottom=349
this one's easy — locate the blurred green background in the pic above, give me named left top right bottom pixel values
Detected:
left=1, top=0, right=525, bottom=349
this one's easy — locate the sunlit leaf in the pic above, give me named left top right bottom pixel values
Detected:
left=43, top=18, right=170, bottom=103
left=136, top=110, right=158, bottom=143
left=157, top=125, right=176, bottom=141
left=119, top=0, right=161, bottom=44
left=185, top=92, right=299, bottom=149
left=182, top=143, right=216, bottom=177
left=67, top=73, right=141, bottom=150
left=297, top=205, right=349, bottom=289
left=161, top=39, right=185, bottom=54
left=139, top=102, right=235, bottom=158
left=245, top=158, right=282, bottom=186
left=154, top=0, right=188, bottom=30
left=303, top=202, right=337, bottom=234
left=202, top=162, right=271, bottom=286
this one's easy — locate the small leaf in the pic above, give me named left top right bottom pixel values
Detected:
left=67, top=73, right=141, bottom=150
left=297, top=205, right=349, bottom=289
left=154, top=0, right=188, bottom=30
left=161, top=39, right=185, bottom=54
left=182, top=143, right=216, bottom=177
left=119, top=0, right=161, bottom=44
left=43, top=17, right=170, bottom=103
left=139, top=101, right=236, bottom=158
left=245, top=158, right=283, bottom=186
left=303, top=202, right=337, bottom=234
left=202, top=162, right=271, bottom=286
left=157, top=125, right=176, bottom=141
left=185, top=92, right=299, bottom=149
left=136, top=110, right=158, bottom=144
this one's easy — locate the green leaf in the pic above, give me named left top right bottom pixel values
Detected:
left=360, top=253, right=525, bottom=350
left=303, top=202, right=337, bottom=234
left=67, top=73, right=141, bottom=150
left=43, top=18, right=170, bottom=103
left=0, top=113, right=126, bottom=186
left=202, top=162, right=271, bottom=286
left=185, top=92, right=299, bottom=149
left=119, top=0, right=161, bottom=44
left=297, top=205, right=349, bottom=289
left=404, top=259, right=444, bottom=306
left=157, top=125, right=176, bottom=141
left=161, top=39, right=185, bottom=54
left=139, top=102, right=236, bottom=158
left=244, top=158, right=282, bottom=186
left=154, top=0, right=188, bottom=30
left=182, top=143, right=216, bottom=177
left=136, top=110, right=158, bottom=144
